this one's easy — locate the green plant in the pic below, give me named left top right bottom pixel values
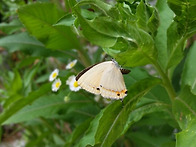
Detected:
left=0, top=0, right=196, bottom=146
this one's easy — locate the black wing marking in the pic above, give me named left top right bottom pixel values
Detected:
left=120, top=68, right=131, bottom=74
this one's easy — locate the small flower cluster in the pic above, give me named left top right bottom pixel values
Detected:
left=49, top=60, right=80, bottom=92
left=49, top=69, right=61, bottom=92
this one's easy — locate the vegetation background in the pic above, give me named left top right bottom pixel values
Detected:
left=0, top=0, right=196, bottom=146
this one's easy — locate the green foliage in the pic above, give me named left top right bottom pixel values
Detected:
left=0, top=0, right=195, bottom=147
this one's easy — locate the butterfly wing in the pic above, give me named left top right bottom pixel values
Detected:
left=76, top=61, right=112, bottom=95
left=99, top=62, right=127, bottom=99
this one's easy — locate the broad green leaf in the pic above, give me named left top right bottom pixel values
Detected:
left=3, top=90, right=66, bottom=124
left=167, top=0, right=196, bottom=69
left=145, top=85, right=170, bottom=103
left=0, top=83, right=51, bottom=125
left=181, top=42, right=196, bottom=94
left=0, top=32, right=45, bottom=53
left=155, top=0, right=174, bottom=70
left=173, top=86, right=196, bottom=130
left=0, top=32, right=72, bottom=58
left=77, top=77, right=161, bottom=147
left=73, top=10, right=117, bottom=47
left=176, top=119, right=196, bottom=147
left=18, top=2, right=80, bottom=50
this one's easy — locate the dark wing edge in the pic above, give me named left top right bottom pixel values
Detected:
left=75, top=62, right=100, bottom=81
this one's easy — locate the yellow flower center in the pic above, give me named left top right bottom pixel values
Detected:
left=52, top=72, right=57, bottom=78
left=55, top=82, right=60, bottom=88
left=70, top=62, right=75, bottom=68
left=73, top=81, right=78, bottom=87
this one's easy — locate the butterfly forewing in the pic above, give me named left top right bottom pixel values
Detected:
left=76, top=62, right=112, bottom=95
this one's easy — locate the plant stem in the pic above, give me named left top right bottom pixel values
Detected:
left=153, top=62, right=176, bottom=102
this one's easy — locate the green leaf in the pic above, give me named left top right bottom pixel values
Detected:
left=167, top=0, right=196, bottom=69
left=66, top=118, right=93, bottom=147
left=0, top=32, right=45, bottom=53
left=0, top=19, right=22, bottom=34
left=77, top=77, right=161, bottom=147
left=54, top=14, right=75, bottom=26
left=136, top=1, right=159, bottom=37
left=0, top=83, right=51, bottom=125
left=74, top=10, right=117, bottom=47
left=182, top=42, right=196, bottom=94
left=3, top=90, right=66, bottom=124
left=155, top=0, right=174, bottom=70
left=167, top=0, right=196, bottom=20
left=18, top=2, right=80, bottom=50
left=127, top=130, right=175, bottom=147
left=0, top=32, right=72, bottom=58
left=166, top=22, right=186, bottom=69
left=104, top=26, right=155, bottom=67
left=176, top=119, right=196, bottom=147
left=173, top=86, right=196, bottom=130
left=73, top=0, right=156, bottom=67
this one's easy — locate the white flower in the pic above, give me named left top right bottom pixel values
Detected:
left=66, top=59, right=77, bottom=69
left=52, top=78, right=62, bottom=92
left=49, top=69, right=59, bottom=82
left=66, top=75, right=81, bottom=92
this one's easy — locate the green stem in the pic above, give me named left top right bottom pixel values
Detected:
left=153, top=62, right=176, bottom=102
left=142, top=50, right=176, bottom=102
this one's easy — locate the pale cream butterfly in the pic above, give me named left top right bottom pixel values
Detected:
left=75, top=60, right=130, bottom=100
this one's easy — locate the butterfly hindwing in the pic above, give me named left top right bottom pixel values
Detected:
left=76, top=61, right=127, bottom=99
left=99, top=62, right=127, bottom=99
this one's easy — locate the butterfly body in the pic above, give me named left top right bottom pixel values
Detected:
left=76, top=61, right=129, bottom=99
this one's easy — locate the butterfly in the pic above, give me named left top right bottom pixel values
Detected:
left=76, top=60, right=130, bottom=100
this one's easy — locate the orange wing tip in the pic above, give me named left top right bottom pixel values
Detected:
left=100, top=88, right=127, bottom=99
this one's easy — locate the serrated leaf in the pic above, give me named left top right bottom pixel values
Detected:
left=167, top=0, right=196, bottom=69
left=181, top=42, right=196, bottom=94
left=155, top=0, right=174, bottom=70
left=77, top=77, right=161, bottom=147
left=18, top=2, right=80, bottom=50
left=104, top=26, right=155, bottom=67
